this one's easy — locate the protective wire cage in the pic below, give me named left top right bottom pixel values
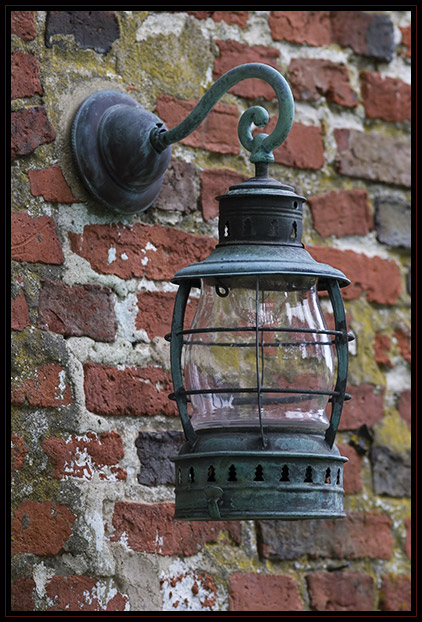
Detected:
left=167, top=275, right=352, bottom=521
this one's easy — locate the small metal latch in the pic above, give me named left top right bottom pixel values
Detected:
left=204, top=486, right=224, bottom=520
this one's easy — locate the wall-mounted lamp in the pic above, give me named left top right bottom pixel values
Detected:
left=72, top=63, right=352, bottom=521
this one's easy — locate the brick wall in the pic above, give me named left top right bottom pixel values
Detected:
left=10, top=10, right=412, bottom=612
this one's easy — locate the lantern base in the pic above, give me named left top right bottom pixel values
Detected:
left=171, top=428, right=347, bottom=521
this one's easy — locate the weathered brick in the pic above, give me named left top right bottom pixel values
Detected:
left=394, top=328, right=411, bottom=364
left=361, top=71, right=411, bottom=122
left=11, top=433, right=28, bottom=472
left=271, top=121, right=325, bottom=170
left=10, top=577, right=36, bottom=611
left=373, top=333, right=393, bottom=368
left=398, top=389, right=411, bottom=429
left=228, top=573, right=303, bottom=611
left=152, top=159, right=197, bottom=213
left=45, top=575, right=129, bottom=611
left=11, top=289, right=30, bottom=331
left=289, top=58, right=357, bottom=108
left=308, top=246, right=402, bottom=304
left=69, top=222, right=216, bottom=281
left=200, top=168, right=246, bottom=222
left=83, top=362, right=177, bottom=417
left=28, top=166, right=76, bottom=203
left=11, top=362, right=73, bottom=408
left=136, top=290, right=197, bottom=340
left=374, top=197, right=411, bottom=249
left=339, top=384, right=385, bottom=430
left=11, top=11, right=36, bottom=41
left=187, top=11, right=249, bottom=28
left=400, top=25, right=411, bottom=58
left=307, top=571, right=374, bottom=611
left=334, top=129, right=411, bottom=187
left=111, top=502, right=241, bottom=556
left=37, top=279, right=117, bottom=342
left=330, top=11, right=395, bottom=62
left=214, top=40, right=280, bottom=100
left=308, top=189, right=373, bottom=239
left=45, top=10, right=120, bottom=53
left=257, top=511, right=394, bottom=560
left=11, top=107, right=56, bottom=159
left=136, top=431, right=184, bottom=486
left=12, top=213, right=64, bottom=264
left=370, top=446, right=411, bottom=497
left=11, top=51, right=42, bottom=100
left=155, top=94, right=239, bottom=155
left=269, top=11, right=331, bottom=46
left=338, top=443, right=363, bottom=494
left=43, top=431, right=126, bottom=481
left=379, top=574, right=412, bottom=611
left=11, top=500, right=76, bottom=556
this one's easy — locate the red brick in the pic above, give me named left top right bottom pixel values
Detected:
left=11, top=11, right=36, bottom=41
left=379, top=574, right=412, bottom=611
left=69, top=222, right=216, bottom=281
left=258, top=511, right=394, bottom=560
left=36, top=279, right=116, bottom=342
left=187, top=11, right=249, bottom=28
left=11, top=289, right=30, bottom=331
left=308, top=246, right=402, bottom=304
left=155, top=94, right=239, bottom=155
left=308, top=189, right=373, bottom=239
left=307, top=571, right=374, bottom=611
left=361, top=71, right=411, bottom=122
left=11, top=500, right=76, bottom=556
left=11, top=212, right=64, bottom=264
left=11, top=433, right=28, bottom=471
left=338, top=443, right=363, bottom=494
left=269, top=121, right=325, bottom=170
left=11, top=51, right=42, bottom=100
left=28, top=165, right=76, bottom=203
left=340, top=384, right=385, bottom=430
left=83, top=362, right=177, bottom=417
left=394, top=328, right=411, bottom=364
left=398, top=389, right=411, bottom=429
left=111, top=501, right=241, bottom=556
left=214, top=40, right=280, bottom=100
left=373, top=333, right=393, bottom=368
left=400, top=25, right=411, bottom=58
left=11, top=106, right=56, bottom=159
left=269, top=11, right=331, bottom=46
left=330, top=11, right=394, bottom=61
left=11, top=577, right=36, bottom=611
left=289, top=58, right=357, bottom=108
left=334, top=128, right=411, bottom=187
left=200, top=168, right=246, bottom=222
left=136, top=290, right=197, bottom=340
left=43, top=431, right=126, bottom=481
left=229, top=573, right=303, bottom=611
left=11, top=362, right=73, bottom=408
left=45, top=575, right=129, bottom=611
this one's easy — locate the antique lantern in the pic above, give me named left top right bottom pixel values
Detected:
left=72, top=63, right=352, bottom=521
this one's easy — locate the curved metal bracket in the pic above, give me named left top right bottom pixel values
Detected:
left=71, top=63, right=294, bottom=214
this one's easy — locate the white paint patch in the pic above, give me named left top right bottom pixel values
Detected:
left=33, top=562, right=55, bottom=599
left=160, top=560, right=223, bottom=611
left=136, top=12, right=187, bottom=41
left=108, top=247, right=117, bottom=264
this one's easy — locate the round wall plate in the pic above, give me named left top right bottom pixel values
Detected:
left=71, top=89, right=171, bottom=214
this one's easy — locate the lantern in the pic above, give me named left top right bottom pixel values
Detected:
left=72, top=63, right=352, bottom=521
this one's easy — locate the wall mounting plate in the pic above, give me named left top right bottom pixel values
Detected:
left=71, top=89, right=171, bottom=214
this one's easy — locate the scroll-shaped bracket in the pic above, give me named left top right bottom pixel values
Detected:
left=71, top=63, right=294, bottom=214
